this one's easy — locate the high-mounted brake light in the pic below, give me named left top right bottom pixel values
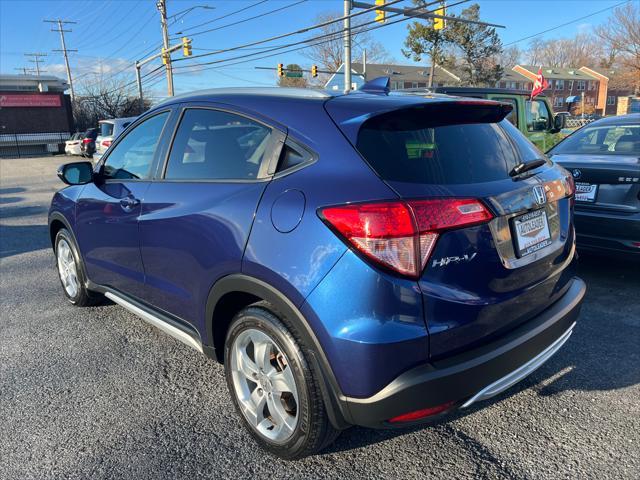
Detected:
left=319, top=198, right=493, bottom=278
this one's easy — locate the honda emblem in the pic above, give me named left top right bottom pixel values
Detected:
left=533, top=185, right=547, bottom=205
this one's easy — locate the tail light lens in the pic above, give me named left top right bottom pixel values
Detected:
left=102, top=140, right=112, bottom=147
left=82, top=138, right=91, bottom=144
left=319, top=198, right=493, bottom=278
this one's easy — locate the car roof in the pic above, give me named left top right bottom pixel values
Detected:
left=582, top=113, right=640, bottom=126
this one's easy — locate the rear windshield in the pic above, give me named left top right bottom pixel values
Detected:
left=356, top=107, right=542, bottom=184
left=549, top=123, right=640, bottom=156
left=100, top=122, right=114, bottom=137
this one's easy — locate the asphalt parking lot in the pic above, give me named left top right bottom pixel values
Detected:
left=1, top=155, right=638, bottom=479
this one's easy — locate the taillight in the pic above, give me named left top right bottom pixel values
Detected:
left=82, top=138, right=91, bottom=144
left=319, top=198, right=493, bottom=278
left=102, top=140, right=112, bottom=147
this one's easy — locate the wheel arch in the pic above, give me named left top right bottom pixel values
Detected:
left=48, top=211, right=72, bottom=248
left=205, top=273, right=352, bottom=428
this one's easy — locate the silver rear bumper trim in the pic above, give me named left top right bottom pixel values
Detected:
left=461, top=321, right=576, bottom=409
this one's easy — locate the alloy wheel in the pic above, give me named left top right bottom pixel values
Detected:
left=230, top=328, right=299, bottom=442
left=57, top=239, right=79, bottom=298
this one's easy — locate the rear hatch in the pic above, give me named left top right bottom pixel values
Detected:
left=325, top=96, right=577, bottom=359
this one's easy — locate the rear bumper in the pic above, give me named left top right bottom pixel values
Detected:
left=342, top=276, right=586, bottom=428
left=574, top=209, right=640, bottom=255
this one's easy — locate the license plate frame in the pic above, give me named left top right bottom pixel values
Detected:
left=575, top=182, right=598, bottom=203
left=511, top=209, right=552, bottom=258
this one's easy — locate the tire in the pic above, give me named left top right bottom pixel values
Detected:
left=54, top=228, right=101, bottom=307
left=224, top=303, right=340, bottom=459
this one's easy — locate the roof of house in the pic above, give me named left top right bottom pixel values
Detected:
left=0, top=74, right=69, bottom=92
left=500, top=69, right=532, bottom=83
left=517, top=65, right=593, bottom=80
left=352, top=62, right=461, bottom=84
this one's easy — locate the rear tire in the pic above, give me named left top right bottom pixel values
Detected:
left=224, top=303, right=340, bottom=459
left=54, top=228, right=101, bottom=307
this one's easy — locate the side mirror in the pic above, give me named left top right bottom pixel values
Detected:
left=551, top=114, right=566, bottom=133
left=57, top=161, right=94, bottom=185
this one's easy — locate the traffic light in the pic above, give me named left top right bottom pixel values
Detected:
left=161, top=48, right=168, bottom=65
left=182, top=37, right=192, bottom=57
left=433, top=4, right=446, bottom=30
left=311, top=65, right=318, bottom=77
left=375, top=0, right=385, bottom=24
left=277, top=63, right=284, bottom=77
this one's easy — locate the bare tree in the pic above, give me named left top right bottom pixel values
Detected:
left=595, top=3, right=640, bottom=94
left=303, top=12, right=391, bottom=81
left=72, top=73, right=151, bottom=131
left=494, top=45, right=521, bottom=68
left=525, top=34, right=601, bottom=68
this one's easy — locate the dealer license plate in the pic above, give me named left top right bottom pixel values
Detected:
left=512, top=209, right=552, bottom=257
left=575, top=182, right=598, bottom=203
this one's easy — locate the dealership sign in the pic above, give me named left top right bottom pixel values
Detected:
left=0, top=94, right=61, bottom=107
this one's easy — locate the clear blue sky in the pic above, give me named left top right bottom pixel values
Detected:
left=0, top=0, right=627, bottom=101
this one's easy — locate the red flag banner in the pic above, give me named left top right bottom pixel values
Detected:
left=530, top=67, right=549, bottom=100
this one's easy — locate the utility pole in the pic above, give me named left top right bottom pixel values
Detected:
left=24, top=53, right=47, bottom=76
left=157, top=0, right=174, bottom=97
left=45, top=19, right=77, bottom=101
left=14, top=67, right=36, bottom=75
left=135, top=62, right=144, bottom=114
left=343, top=0, right=352, bottom=93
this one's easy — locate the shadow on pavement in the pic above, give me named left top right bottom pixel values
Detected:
left=0, top=187, right=26, bottom=195
left=0, top=224, right=51, bottom=258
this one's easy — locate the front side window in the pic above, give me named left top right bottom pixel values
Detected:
left=165, top=109, right=273, bottom=180
left=526, top=99, right=551, bottom=132
left=550, top=124, right=640, bottom=156
left=102, top=112, right=169, bottom=180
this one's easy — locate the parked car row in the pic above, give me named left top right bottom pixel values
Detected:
left=64, top=117, right=136, bottom=161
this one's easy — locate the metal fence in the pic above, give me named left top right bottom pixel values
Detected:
left=565, top=118, right=595, bottom=130
left=0, top=132, right=71, bottom=158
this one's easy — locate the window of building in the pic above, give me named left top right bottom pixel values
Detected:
left=568, top=80, right=574, bottom=91
left=577, top=80, right=586, bottom=91
left=165, top=109, right=273, bottom=181
left=553, top=96, right=564, bottom=107
left=607, top=96, right=616, bottom=105
left=588, top=80, right=596, bottom=91
left=555, top=79, right=565, bottom=90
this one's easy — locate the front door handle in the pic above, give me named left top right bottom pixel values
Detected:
left=120, top=196, right=140, bottom=211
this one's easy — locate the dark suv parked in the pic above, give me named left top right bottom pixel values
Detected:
left=50, top=83, right=585, bottom=459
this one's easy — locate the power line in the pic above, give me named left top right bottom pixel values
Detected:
left=504, top=0, right=630, bottom=46
left=172, top=0, right=408, bottom=63
left=173, top=0, right=309, bottom=38
left=175, top=0, right=269, bottom=34
left=24, top=53, right=48, bottom=76
left=173, top=0, right=464, bottom=74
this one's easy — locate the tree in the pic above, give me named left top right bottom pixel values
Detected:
left=303, top=11, right=390, bottom=82
left=524, top=34, right=601, bottom=68
left=494, top=45, right=521, bottom=68
left=403, top=2, right=503, bottom=87
left=444, top=4, right=504, bottom=86
left=595, top=3, right=640, bottom=94
left=277, top=64, right=308, bottom=88
left=72, top=74, right=152, bottom=131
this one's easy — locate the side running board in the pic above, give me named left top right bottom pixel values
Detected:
left=104, top=291, right=203, bottom=353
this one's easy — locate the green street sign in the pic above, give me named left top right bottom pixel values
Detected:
left=285, top=71, right=303, bottom=78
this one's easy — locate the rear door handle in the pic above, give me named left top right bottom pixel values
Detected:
left=120, top=197, right=140, bottom=211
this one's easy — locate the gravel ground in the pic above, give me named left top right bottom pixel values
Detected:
left=1, top=156, right=638, bottom=479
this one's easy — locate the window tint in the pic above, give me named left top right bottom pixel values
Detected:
left=526, top=99, right=551, bottom=132
left=102, top=112, right=168, bottom=180
left=100, top=122, right=114, bottom=137
left=165, top=109, right=272, bottom=180
left=550, top=124, right=640, bottom=156
left=356, top=115, right=539, bottom=185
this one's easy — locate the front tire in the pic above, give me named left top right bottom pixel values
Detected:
left=55, top=228, right=100, bottom=306
left=224, top=304, right=339, bottom=459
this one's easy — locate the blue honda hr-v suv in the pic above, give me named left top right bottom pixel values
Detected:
left=50, top=81, right=586, bottom=459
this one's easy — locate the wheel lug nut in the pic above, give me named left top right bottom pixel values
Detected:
left=258, top=388, right=263, bottom=395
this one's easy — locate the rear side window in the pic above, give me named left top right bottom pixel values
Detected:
left=356, top=108, right=542, bottom=185
left=165, top=109, right=273, bottom=180
left=550, top=124, right=640, bottom=156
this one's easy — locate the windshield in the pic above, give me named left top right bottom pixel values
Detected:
left=550, top=123, right=640, bottom=156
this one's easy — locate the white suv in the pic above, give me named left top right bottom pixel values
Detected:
left=95, top=117, right=137, bottom=157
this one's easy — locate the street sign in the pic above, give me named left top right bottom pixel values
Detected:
left=285, top=71, right=303, bottom=78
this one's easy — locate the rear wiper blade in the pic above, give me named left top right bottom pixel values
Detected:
left=509, top=158, right=547, bottom=177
